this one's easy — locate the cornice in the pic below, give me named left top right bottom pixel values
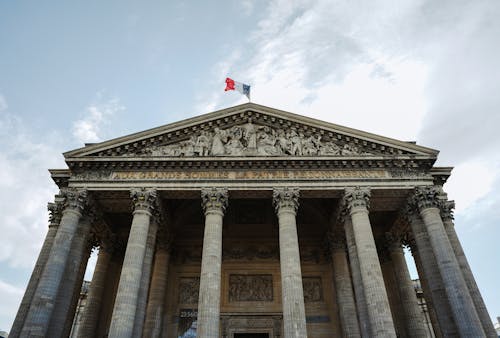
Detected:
left=64, top=156, right=435, bottom=171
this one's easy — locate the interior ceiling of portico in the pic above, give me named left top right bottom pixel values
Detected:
left=93, top=189, right=410, bottom=247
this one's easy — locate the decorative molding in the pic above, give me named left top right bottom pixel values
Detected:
left=228, top=274, right=273, bottom=302
left=272, top=187, right=300, bottom=214
left=223, top=244, right=279, bottom=261
left=130, top=187, right=158, bottom=213
left=201, top=187, right=228, bottom=214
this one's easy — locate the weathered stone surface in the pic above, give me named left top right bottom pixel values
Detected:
left=196, top=188, right=228, bottom=338
left=343, top=187, right=397, bottom=338
left=273, top=187, right=308, bottom=338
left=413, top=186, right=485, bottom=337
left=108, top=188, right=157, bottom=338
left=21, top=188, right=88, bottom=338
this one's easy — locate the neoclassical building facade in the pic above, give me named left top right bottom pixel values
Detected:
left=11, top=103, right=495, bottom=338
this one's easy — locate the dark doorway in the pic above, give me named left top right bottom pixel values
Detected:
left=234, top=334, right=269, bottom=338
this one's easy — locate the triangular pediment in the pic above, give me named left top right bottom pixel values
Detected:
left=64, top=103, right=438, bottom=160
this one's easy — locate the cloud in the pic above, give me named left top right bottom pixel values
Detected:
left=0, top=279, right=24, bottom=330
left=0, top=95, right=7, bottom=112
left=72, top=97, right=125, bottom=144
left=0, top=104, right=64, bottom=268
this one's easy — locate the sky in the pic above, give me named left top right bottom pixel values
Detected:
left=1, top=0, right=499, bottom=332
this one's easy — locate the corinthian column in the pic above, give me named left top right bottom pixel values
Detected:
left=10, top=197, right=64, bottom=338
left=76, top=240, right=114, bottom=338
left=197, top=188, right=228, bottom=338
left=344, top=216, right=370, bottom=337
left=343, top=187, right=396, bottom=337
left=21, top=188, right=88, bottom=338
left=48, top=211, right=94, bottom=338
left=329, top=229, right=361, bottom=337
left=406, top=208, right=457, bottom=337
left=273, top=188, right=307, bottom=338
left=440, top=200, right=497, bottom=337
left=143, top=231, right=171, bottom=338
left=413, top=186, right=484, bottom=337
left=386, top=233, right=428, bottom=338
left=108, top=188, right=158, bottom=338
left=132, top=214, right=159, bottom=337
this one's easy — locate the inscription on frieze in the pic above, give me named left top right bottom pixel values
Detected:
left=303, top=277, right=323, bottom=302
left=179, top=277, right=200, bottom=304
left=229, top=274, right=273, bottom=302
left=110, top=169, right=389, bottom=180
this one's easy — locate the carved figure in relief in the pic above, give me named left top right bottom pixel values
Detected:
left=194, top=131, right=210, bottom=156
left=287, top=129, right=301, bottom=155
left=139, top=120, right=374, bottom=157
left=303, top=277, right=323, bottom=302
left=211, top=127, right=226, bottom=155
left=229, top=275, right=273, bottom=302
left=242, top=119, right=257, bottom=149
left=319, top=141, right=341, bottom=155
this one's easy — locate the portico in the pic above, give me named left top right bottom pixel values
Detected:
left=11, top=103, right=496, bottom=338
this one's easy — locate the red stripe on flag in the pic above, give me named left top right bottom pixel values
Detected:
left=225, top=77, right=235, bottom=91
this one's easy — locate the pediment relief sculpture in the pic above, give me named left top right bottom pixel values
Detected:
left=134, top=119, right=373, bottom=158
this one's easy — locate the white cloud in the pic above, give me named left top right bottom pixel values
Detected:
left=0, top=96, right=64, bottom=268
left=0, top=279, right=24, bottom=330
left=72, top=97, right=125, bottom=144
left=445, top=161, right=497, bottom=214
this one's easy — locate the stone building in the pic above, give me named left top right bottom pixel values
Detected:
left=10, top=103, right=496, bottom=337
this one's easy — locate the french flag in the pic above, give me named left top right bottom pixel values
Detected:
left=225, top=77, right=251, bottom=100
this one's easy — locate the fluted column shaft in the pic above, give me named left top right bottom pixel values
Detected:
left=10, top=199, right=63, bottom=338
left=344, top=217, right=370, bottom=337
left=412, top=252, right=441, bottom=338
left=48, top=215, right=93, bottom=338
left=197, top=188, right=228, bottom=338
left=143, top=246, right=170, bottom=338
left=344, top=187, right=396, bottom=337
left=408, top=213, right=457, bottom=337
left=21, top=189, right=87, bottom=337
left=330, top=231, right=361, bottom=338
left=108, top=188, right=158, bottom=338
left=76, top=245, right=112, bottom=338
left=414, top=187, right=484, bottom=337
left=388, top=241, right=428, bottom=338
left=441, top=201, right=497, bottom=338
left=273, top=188, right=307, bottom=338
left=132, top=219, right=158, bottom=337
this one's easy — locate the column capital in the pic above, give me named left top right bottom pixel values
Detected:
left=272, top=187, right=299, bottom=215
left=439, top=199, right=455, bottom=222
left=47, top=195, right=65, bottom=227
left=201, top=187, right=228, bottom=214
left=384, top=232, right=403, bottom=253
left=130, top=188, right=158, bottom=214
left=411, top=186, right=445, bottom=212
left=342, top=186, right=371, bottom=213
left=60, top=187, right=88, bottom=213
